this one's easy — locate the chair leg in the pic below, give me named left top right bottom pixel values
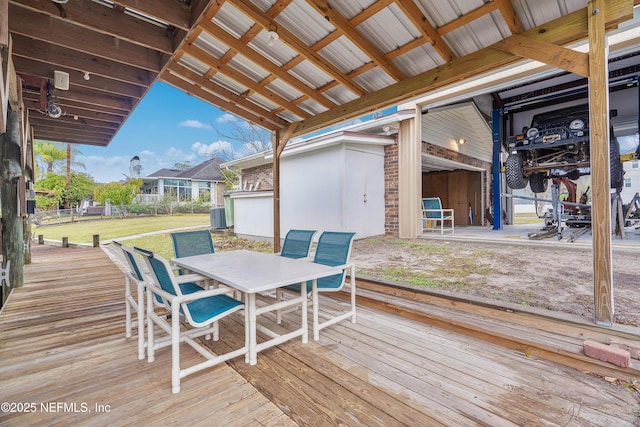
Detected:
left=136, top=282, right=146, bottom=360
left=147, top=290, right=155, bottom=363
left=171, top=304, right=181, bottom=394
left=125, top=277, right=133, bottom=338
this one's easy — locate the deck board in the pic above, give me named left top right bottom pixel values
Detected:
left=0, top=244, right=638, bottom=426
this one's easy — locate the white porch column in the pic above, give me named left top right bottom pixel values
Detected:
left=397, top=113, right=421, bottom=239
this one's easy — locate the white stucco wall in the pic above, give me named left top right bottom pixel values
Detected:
left=232, top=141, right=387, bottom=239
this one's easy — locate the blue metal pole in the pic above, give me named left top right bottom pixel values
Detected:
left=492, top=108, right=502, bottom=230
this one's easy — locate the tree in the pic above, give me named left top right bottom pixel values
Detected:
left=212, top=118, right=271, bottom=160
left=34, top=171, right=96, bottom=210
left=34, top=141, right=67, bottom=175
left=94, top=179, right=142, bottom=206
left=173, top=161, right=192, bottom=171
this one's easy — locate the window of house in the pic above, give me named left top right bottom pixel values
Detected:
left=198, top=182, right=211, bottom=203
left=624, top=178, right=632, bottom=188
left=163, top=179, right=191, bottom=201
left=632, top=161, right=639, bottom=169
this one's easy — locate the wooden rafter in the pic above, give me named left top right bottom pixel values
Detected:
left=10, top=0, right=173, bottom=54
left=494, top=34, right=589, bottom=77
left=110, top=0, right=191, bottom=31
left=179, top=44, right=311, bottom=119
left=197, top=19, right=335, bottom=109
left=225, top=0, right=366, bottom=96
left=393, top=0, right=455, bottom=62
left=494, top=0, right=524, bottom=35
left=306, top=0, right=405, bottom=81
left=290, top=0, right=635, bottom=138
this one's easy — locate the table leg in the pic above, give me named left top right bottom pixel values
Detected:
left=313, top=279, right=319, bottom=341
left=246, top=293, right=257, bottom=365
left=301, top=281, right=308, bottom=344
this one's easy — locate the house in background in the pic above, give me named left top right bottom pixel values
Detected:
left=140, top=158, right=226, bottom=206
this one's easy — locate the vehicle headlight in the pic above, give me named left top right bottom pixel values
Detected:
left=526, top=127, right=538, bottom=138
left=569, top=119, right=585, bottom=130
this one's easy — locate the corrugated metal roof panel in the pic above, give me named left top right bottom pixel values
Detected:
left=323, top=86, right=360, bottom=105
left=393, top=45, right=443, bottom=76
left=248, top=32, right=298, bottom=67
left=353, top=68, right=396, bottom=92
left=265, top=79, right=304, bottom=103
left=248, top=92, right=282, bottom=113
left=179, top=55, right=210, bottom=76
left=277, top=0, right=335, bottom=45
left=288, top=60, right=333, bottom=89
left=193, top=32, right=228, bottom=60
left=210, top=72, right=248, bottom=95
left=512, top=0, right=588, bottom=29
left=214, top=2, right=255, bottom=38
left=227, top=55, right=269, bottom=84
left=296, top=98, right=329, bottom=116
left=319, top=36, right=370, bottom=74
left=356, top=5, right=419, bottom=55
left=329, top=0, right=377, bottom=20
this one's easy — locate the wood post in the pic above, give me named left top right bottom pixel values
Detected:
left=588, top=0, right=614, bottom=326
left=93, top=234, right=100, bottom=248
left=38, top=234, right=43, bottom=244
left=397, top=115, right=421, bottom=239
left=62, top=237, right=68, bottom=248
left=0, top=108, right=23, bottom=302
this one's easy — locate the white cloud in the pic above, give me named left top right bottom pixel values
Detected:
left=178, top=119, right=212, bottom=130
left=216, top=113, right=237, bottom=124
left=192, top=140, right=239, bottom=161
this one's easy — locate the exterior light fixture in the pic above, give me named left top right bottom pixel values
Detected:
left=83, top=71, right=91, bottom=81
left=458, top=138, right=466, bottom=145
left=267, top=30, right=279, bottom=47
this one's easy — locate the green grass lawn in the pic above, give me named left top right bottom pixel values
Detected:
left=33, top=214, right=210, bottom=243
left=33, top=213, right=273, bottom=260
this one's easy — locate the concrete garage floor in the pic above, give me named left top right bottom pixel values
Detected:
left=420, top=223, right=640, bottom=253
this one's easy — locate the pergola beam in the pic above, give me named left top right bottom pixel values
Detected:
left=290, top=0, right=634, bottom=138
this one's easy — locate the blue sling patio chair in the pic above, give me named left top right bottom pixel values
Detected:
left=275, top=229, right=316, bottom=324
left=276, top=231, right=357, bottom=340
left=171, top=229, right=216, bottom=286
left=115, top=242, right=205, bottom=360
left=279, top=229, right=317, bottom=259
left=134, top=247, right=246, bottom=394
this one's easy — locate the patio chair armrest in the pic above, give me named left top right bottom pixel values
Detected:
left=175, top=273, right=208, bottom=284
left=179, top=285, right=239, bottom=303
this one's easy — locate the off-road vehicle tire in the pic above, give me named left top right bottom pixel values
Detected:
left=609, top=139, right=624, bottom=190
left=529, top=172, right=548, bottom=193
left=506, top=153, right=528, bottom=190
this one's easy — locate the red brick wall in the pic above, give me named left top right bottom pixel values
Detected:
left=242, top=164, right=273, bottom=190
left=384, top=144, right=399, bottom=236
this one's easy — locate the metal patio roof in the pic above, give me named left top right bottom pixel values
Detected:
left=8, top=0, right=640, bottom=146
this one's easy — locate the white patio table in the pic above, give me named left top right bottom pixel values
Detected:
left=171, top=250, right=341, bottom=365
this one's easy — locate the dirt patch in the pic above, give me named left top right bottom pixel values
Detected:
left=351, top=236, right=640, bottom=327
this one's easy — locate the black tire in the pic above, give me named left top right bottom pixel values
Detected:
left=505, top=153, right=528, bottom=190
left=609, top=137, right=624, bottom=190
left=529, top=172, right=548, bottom=193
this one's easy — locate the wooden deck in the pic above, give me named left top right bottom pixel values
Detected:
left=1, top=244, right=639, bottom=426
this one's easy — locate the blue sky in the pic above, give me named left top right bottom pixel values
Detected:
left=75, top=82, right=260, bottom=183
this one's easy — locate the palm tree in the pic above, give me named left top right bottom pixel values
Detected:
left=34, top=141, right=67, bottom=174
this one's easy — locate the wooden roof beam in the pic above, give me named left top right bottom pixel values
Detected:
left=111, top=0, right=191, bottom=31
left=436, top=2, right=498, bottom=36
left=225, top=0, right=366, bottom=96
left=198, top=20, right=335, bottom=109
left=9, top=0, right=173, bottom=54
left=11, top=57, right=145, bottom=99
left=306, top=0, right=406, bottom=81
left=494, top=34, right=588, bottom=77
left=291, top=0, right=635, bottom=138
left=181, top=44, right=310, bottom=119
left=394, top=0, right=455, bottom=62
left=11, top=35, right=153, bottom=87
left=494, top=0, right=524, bottom=35
left=9, top=5, right=164, bottom=73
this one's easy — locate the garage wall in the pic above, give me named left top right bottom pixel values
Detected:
left=422, top=170, right=482, bottom=225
